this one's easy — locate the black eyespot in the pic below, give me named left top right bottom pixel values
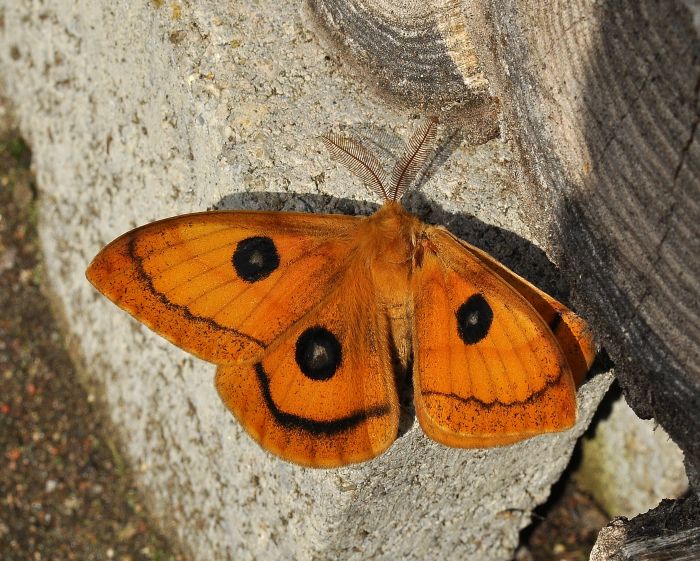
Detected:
left=232, top=236, right=280, bottom=282
left=456, top=294, right=493, bottom=345
left=295, top=326, right=342, bottom=381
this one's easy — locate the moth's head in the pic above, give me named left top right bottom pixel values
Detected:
left=321, top=118, right=438, bottom=206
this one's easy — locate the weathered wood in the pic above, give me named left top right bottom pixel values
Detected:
left=305, top=0, right=500, bottom=142
left=591, top=494, right=700, bottom=561
left=308, top=0, right=700, bottom=484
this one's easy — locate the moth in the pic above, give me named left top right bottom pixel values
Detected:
left=87, top=119, right=595, bottom=468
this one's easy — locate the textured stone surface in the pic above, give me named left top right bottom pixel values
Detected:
left=0, top=1, right=612, bottom=559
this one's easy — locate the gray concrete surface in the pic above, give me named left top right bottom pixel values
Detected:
left=0, top=1, right=612, bottom=559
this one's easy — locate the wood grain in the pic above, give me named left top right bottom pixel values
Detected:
left=305, top=0, right=500, bottom=141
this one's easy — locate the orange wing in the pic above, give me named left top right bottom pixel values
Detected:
left=215, top=264, right=399, bottom=468
left=411, top=227, right=581, bottom=448
left=86, top=210, right=360, bottom=365
left=450, top=234, right=596, bottom=386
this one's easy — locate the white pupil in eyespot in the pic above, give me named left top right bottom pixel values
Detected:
left=249, top=250, right=264, bottom=267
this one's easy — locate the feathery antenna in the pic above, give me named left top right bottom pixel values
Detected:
left=321, top=133, right=389, bottom=200
left=321, top=118, right=438, bottom=202
left=389, top=117, right=438, bottom=201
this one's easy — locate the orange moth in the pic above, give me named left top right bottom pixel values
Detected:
left=87, top=119, right=595, bottom=467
